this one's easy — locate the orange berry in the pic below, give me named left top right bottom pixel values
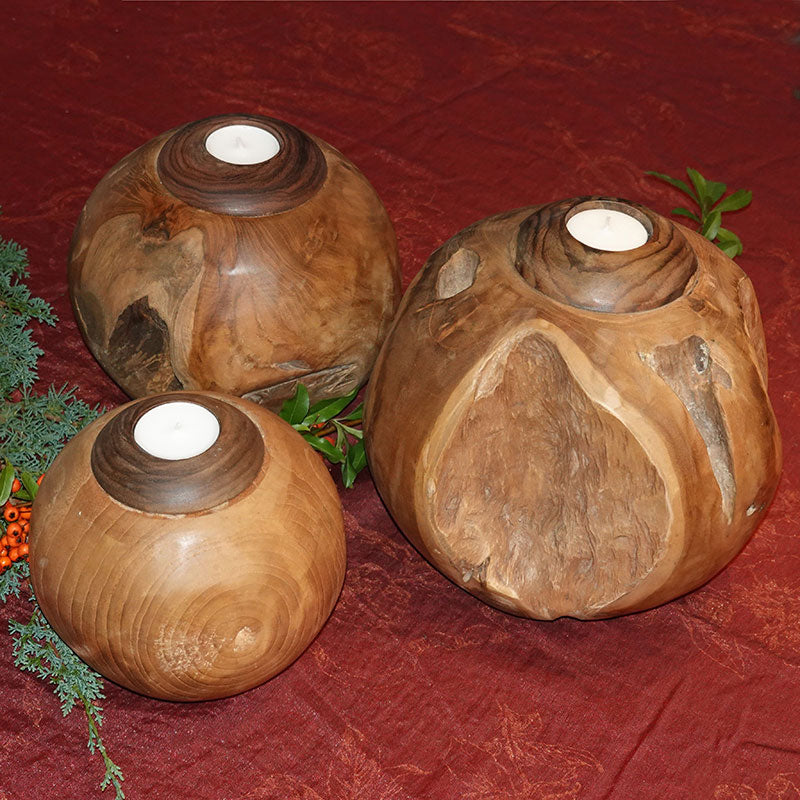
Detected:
left=0, top=557, right=10, bottom=569
left=36, top=475, right=43, bottom=485
left=0, top=536, right=7, bottom=548
left=9, top=548, right=19, bottom=561
left=3, top=506, right=19, bottom=522
left=10, top=478, right=21, bottom=493
left=6, top=522, right=22, bottom=538
left=18, top=543, right=28, bottom=557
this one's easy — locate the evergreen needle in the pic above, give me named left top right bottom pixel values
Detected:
left=0, top=221, right=122, bottom=798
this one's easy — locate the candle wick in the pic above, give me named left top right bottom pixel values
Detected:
left=234, top=136, right=246, bottom=150
left=602, top=215, right=612, bottom=231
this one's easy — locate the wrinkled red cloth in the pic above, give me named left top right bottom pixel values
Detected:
left=1, top=2, right=799, bottom=799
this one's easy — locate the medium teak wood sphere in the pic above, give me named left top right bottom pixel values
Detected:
left=68, top=113, right=401, bottom=410
left=30, top=392, right=346, bottom=701
left=364, top=198, right=782, bottom=620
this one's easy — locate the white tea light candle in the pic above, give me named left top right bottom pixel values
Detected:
left=133, top=401, right=220, bottom=460
left=205, top=124, right=280, bottom=165
left=567, top=208, right=649, bottom=252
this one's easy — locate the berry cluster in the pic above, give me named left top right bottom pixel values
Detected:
left=0, top=477, right=40, bottom=574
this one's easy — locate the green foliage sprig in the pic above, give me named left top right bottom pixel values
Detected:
left=0, top=236, right=55, bottom=397
left=279, top=384, right=367, bottom=488
left=0, top=225, right=122, bottom=798
left=11, top=601, right=124, bottom=795
left=647, top=167, right=752, bottom=258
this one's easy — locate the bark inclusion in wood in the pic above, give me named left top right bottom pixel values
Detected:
left=645, top=335, right=736, bottom=522
left=108, top=297, right=183, bottom=394
left=432, top=332, right=669, bottom=618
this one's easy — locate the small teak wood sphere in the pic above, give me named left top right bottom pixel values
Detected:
left=364, top=198, right=782, bottom=620
left=29, top=392, right=346, bottom=701
left=68, top=113, right=401, bottom=410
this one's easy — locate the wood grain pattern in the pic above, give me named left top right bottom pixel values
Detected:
left=30, top=393, right=346, bottom=701
left=515, top=197, right=697, bottom=312
left=91, top=392, right=264, bottom=514
left=364, top=201, right=782, bottom=619
left=69, top=114, right=400, bottom=410
left=157, top=114, right=327, bottom=216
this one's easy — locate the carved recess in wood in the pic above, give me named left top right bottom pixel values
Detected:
left=107, top=297, right=183, bottom=395
left=431, top=332, right=668, bottom=619
left=515, top=198, right=697, bottom=312
left=645, top=336, right=736, bottom=522
left=91, top=393, right=265, bottom=514
left=436, top=248, right=480, bottom=299
left=157, top=113, right=327, bottom=217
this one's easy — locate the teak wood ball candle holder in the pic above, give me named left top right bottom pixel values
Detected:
left=68, top=113, right=401, bottom=409
left=29, top=392, right=346, bottom=701
left=364, top=198, right=782, bottom=620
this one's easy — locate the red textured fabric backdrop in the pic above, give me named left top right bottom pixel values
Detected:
left=1, top=2, right=799, bottom=798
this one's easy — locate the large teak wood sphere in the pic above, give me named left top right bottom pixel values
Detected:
left=364, top=198, right=782, bottom=620
left=68, top=113, right=401, bottom=410
left=29, top=392, right=346, bottom=701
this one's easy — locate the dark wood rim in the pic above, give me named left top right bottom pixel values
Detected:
left=91, top=393, right=265, bottom=514
left=156, top=114, right=327, bottom=217
left=514, top=197, right=697, bottom=313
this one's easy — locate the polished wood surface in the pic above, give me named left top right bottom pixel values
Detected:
left=69, top=114, right=400, bottom=409
left=91, top=392, right=264, bottom=514
left=30, top=392, right=346, bottom=701
left=364, top=200, right=782, bottom=620
left=157, top=114, right=327, bottom=216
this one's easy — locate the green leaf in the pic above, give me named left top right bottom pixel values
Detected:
left=340, top=402, right=364, bottom=422
left=306, top=386, right=359, bottom=424
left=349, top=439, right=367, bottom=471
left=334, top=422, right=346, bottom=451
left=342, top=440, right=367, bottom=488
left=701, top=209, right=722, bottom=240
left=301, top=432, right=345, bottom=463
left=686, top=167, right=711, bottom=214
left=714, top=189, right=752, bottom=214
left=341, top=457, right=356, bottom=488
left=646, top=171, right=697, bottom=201
left=20, top=470, right=38, bottom=501
left=705, top=179, right=727, bottom=206
left=671, top=207, right=701, bottom=224
left=715, top=227, right=743, bottom=257
left=0, top=462, right=14, bottom=506
left=333, top=420, right=363, bottom=440
left=717, top=241, right=741, bottom=258
left=279, top=383, right=310, bottom=425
